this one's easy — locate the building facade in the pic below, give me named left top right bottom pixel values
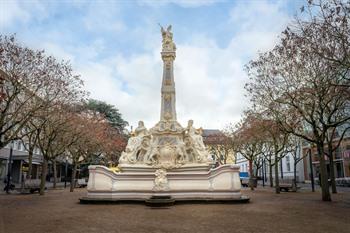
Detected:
left=235, top=150, right=305, bottom=183
left=0, top=141, right=69, bottom=186
left=302, top=131, right=350, bottom=183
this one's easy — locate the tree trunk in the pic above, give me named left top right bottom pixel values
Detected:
left=70, top=162, right=78, bottom=192
left=248, top=159, right=254, bottom=191
left=269, top=162, right=273, bottom=187
left=328, top=149, right=337, bottom=194
left=275, top=159, right=280, bottom=194
left=293, top=160, right=297, bottom=192
left=280, top=159, right=283, bottom=179
left=39, top=158, right=48, bottom=195
left=317, top=145, right=331, bottom=201
left=255, top=165, right=259, bottom=177
left=20, top=166, right=25, bottom=193
left=53, top=160, right=57, bottom=189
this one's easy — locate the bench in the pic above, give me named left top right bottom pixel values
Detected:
left=279, top=179, right=298, bottom=192
left=77, top=178, right=87, bottom=188
left=24, top=179, right=42, bottom=193
left=335, top=178, right=350, bottom=187
left=241, top=178, right=249, bottom=187
left=279, top=183, right=293, bottom=192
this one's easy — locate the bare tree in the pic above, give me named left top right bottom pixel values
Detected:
left=295, top=0, right=350, bottom=86
left=20, top=120, right=39, bottom=179
left=261, top=142, right=274, bottom=187
left=0, top=36, right=47, bottom=149
left=257, top=117, right=291, bottom=194
left=36, top=108, right=71, bottom=195
left=232, top=113, right=264, bottom=190
left=245, top=11, right=350, bottom=200
left=285, top=135, right=308, bottom=191
left=1, top=35, right=87, bottom=190
left=66, top=109, right=126, bottom=192
left=205, top=132, right=234, bottom=165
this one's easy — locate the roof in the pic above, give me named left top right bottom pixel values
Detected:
left=202, top=129, right=222, bottom=137
left=202, top=129, right=227, bottom=145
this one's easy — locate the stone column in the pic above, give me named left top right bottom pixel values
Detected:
left=159, top=25, right=177, bottom=122
left=160, top=51, right=177, bottom=121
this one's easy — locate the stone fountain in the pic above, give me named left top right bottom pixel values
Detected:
left=82, top=26, right=246, bottom=203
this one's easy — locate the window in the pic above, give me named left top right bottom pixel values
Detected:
left=335, top=147, right=342, bottom=159
left=286, top=156, right=291, bottom=172
left=17, top=141, right=22, bottom=151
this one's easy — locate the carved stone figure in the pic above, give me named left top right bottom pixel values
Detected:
left=175, top=140, right=187, bottom=164
left=134, top=121, right=148, bottom=137
left=184, top=120, right=211, bottom=162
left=137, top=135, right=151, bottom=162
left=153, top=169, right=169, bottom=191
left=119, top=121, right=150, bottom=164
left=144, top=140, right=160, bottom=165
left=186, top=120, right=206, bottom=149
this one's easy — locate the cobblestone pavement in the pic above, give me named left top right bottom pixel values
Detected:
left=0, top=187, right=349, bottom=233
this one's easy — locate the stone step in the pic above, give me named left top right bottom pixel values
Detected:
left=145, top=195, right=175, bottom=207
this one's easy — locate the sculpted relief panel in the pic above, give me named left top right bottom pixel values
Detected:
left=119, top=120, right=212, bottom=168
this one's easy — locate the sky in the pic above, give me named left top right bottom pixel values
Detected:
left=0, top=0, right=304, bottom=130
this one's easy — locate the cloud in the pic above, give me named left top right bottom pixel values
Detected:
left=0, top=0, right=50, bottom=28
left=40, top=42, right=76, bottom=62
left=229, top=0, right=290, bottom=57
left=82, top=1, right=125, bottom=33
left=173, top=40, right=247, bottom=129
left=230, top=0, right=288, bottom=31
left=138, top=0, right=223, bottom=8
left=0, top=0, right=30, bottom=28
left=2, top=0, right=295, bottom=130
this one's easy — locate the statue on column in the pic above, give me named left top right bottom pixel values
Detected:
left=160, top=24, right=176, bottom=51
left=119, top=26, right=212, bottom=168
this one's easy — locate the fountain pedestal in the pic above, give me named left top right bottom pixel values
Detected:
left=85, top=164, right=244, bottom=202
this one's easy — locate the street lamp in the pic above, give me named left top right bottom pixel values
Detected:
left=262, top=158, right=265, bottom=187
left=64, top=156, right=68, bottom=188
left=5, top=142, right=14, bottom=194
